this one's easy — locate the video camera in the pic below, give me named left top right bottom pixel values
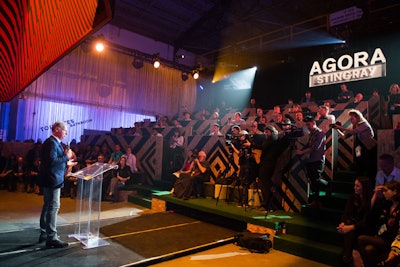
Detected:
left=282, top=124, right=304, bottom=139
left=330, top=121, right=342, bottom=128
left=191, top=149, right=199, bottom=159
left=225, top=133, right=240, bottom=146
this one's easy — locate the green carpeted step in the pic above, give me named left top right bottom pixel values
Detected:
left=329, top=180, right=354, bottom=195
left=153, top=180, right=173, bottom=190
left=274, top=233, right=342, bottom=267
left=124, top=184, right=168, bottom=197
left=281, top=215, right=342, bottom=246
left=301, top=205, right=343, bottom=223
left=334, top=170, right=358, bottom=182
left=128, top=194, right=152, bottom=209
left=321, top=193, right=349, bottom=210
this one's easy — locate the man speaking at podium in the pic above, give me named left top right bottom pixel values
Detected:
left=38, top=121, right=76, bottom=248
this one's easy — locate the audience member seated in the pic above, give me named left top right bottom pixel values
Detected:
left=151, top=128, right=163, bottom=137
left=354, top=93, right=364, bottom=104
left=232, top=112, right=245, bottom=126
left=210, top=124, right=223, bottom=136
left=0, top=152, right=13, bottom=191
left=123, top=147, right=138, bottom=177
left=85, top=144, right=100, bottom=166
left=155, top=116, right=169, bottom=127
left=195, top=109, right=210, bottom=120
left=182, top=111, right=192, bottom=122
left=26, top=157, right=40, bottom=193
left=338, top=83, right=354, bottom=102
left=173, top=150, right=210, bottom=199
left=254, top=108, right=264, bottom=123
left=258, top=116, right=267, bottom=131
left=357, top=181, right=400, bottom=267
left=249, top=121, right=263, bottom=135
left=100, top=145, right=111, bottom=163
left=94, top=154, right=114, bottom=199
left=375, top=154, right=400, bottom=187
left=13, top=156, right=26, bottom=192
left=171, top=118, right=183, bottom=128
left=388, top=84, right=400, bottom=125
left=285, top=98, right=295, bottom=112
left=337, top=176, right=373, bottom=267
left=168, top=129, right=184, bottom=171
left=210, top=111, right=220, bottom=121
left=270, top=113, right=283, bottom=123
left=300, top=90, right=315, bottom=103
left=295, top=111, right=304, bottom=122
left=116, top=127, right=124, bottom=135
left=107, top=156, right=131, bottom=202
left=171, top=148, right=197, bottom=189
left=248, top=98, right=257, bottom=108
left=108, top=144, right=124, bottom=165
left=315, top=105, right=335, bottom=123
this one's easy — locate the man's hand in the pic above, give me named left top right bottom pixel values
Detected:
left=66, top=149, right=73, bottom=159
left=67, top=160, right=77, bottom=167
left=386, top=251, right=397, bottom=263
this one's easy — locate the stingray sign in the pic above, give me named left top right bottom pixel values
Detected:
left=309, top=48, right=386, bottom=87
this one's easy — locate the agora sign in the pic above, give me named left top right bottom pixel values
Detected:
left=309, top=48, right=386, bottom=87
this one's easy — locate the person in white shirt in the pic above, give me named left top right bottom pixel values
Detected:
left=210, top=124, right=223, bottom=136
left=375, top=154, right=400, bottom=187
left=315, top=105, right=335, bottom=123
left=123, top=147, right=138, bottom=174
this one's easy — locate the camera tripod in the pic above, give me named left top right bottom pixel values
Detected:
left=215, top=152, right=237, bottom=206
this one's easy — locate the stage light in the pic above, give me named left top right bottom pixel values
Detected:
left=132, top=56, right=144, bottom=69
left=153, top=53, right=160, bottom=68
left=176, top=54, right=185, bottom=59
left=192, top=70, right=199, bottom=80
left=181, top=72, right=189, bottom=81
left=94, top=35, right=105, bottom=52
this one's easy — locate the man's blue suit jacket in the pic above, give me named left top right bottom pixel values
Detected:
left=39, top=135, right=68, bottom=188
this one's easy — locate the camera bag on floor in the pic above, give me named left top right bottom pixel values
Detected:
left=234, top=231, right=272, bottom=253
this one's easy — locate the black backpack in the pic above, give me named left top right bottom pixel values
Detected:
left=234, top=231, right=272, bottom=253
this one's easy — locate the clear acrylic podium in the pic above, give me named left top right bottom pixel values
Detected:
left=68, top=162, right=118, bottom=249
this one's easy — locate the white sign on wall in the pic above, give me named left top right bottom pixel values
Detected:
left=309, top=48, right=387, bottom=87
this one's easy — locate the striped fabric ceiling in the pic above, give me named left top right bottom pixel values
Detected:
left=0, top=0, right=111, bottom=102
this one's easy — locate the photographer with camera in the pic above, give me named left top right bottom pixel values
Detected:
left=295, top=115, right=326, bottom=209
left=332, top=109, right=377, bottom=181
left=229, top=129, right=257, bottom=206
left=172, top=150, right=210, bottom=199
left=251, top=125, right=279, bottom=210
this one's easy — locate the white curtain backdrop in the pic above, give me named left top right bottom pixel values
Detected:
left=18, top=46, right=197, bottom=142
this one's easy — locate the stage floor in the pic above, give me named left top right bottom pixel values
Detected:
left=0, top=191, right=329, bottom=267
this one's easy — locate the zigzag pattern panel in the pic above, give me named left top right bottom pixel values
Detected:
left=0, top=0, right=102, bottom=102
left=112, top=126, right=192, bottom=139
left=81, top=135, right=163, bottom=182
left=368, top=96, right=382, bottom=129
left=187, top=135, right=310, bottom=212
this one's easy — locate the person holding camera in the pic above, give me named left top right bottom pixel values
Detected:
left=230, top=130, right=257, bottom=206
left=332, top=109, right=377, bottom=181
left=295, top=116, right=326, bottom=208
left=252, top=125, right=280, bottom=210
left=172, top=150, right=210, bottom=199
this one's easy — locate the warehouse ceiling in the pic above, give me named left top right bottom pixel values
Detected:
left=110, top=0, right=400, bottom=61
